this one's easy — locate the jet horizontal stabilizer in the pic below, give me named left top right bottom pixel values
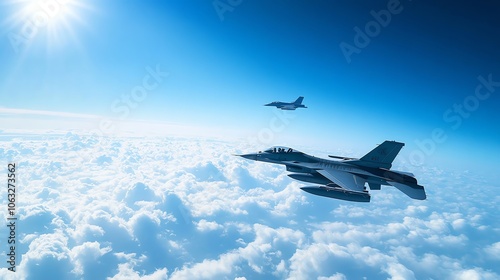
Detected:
left=300, top=186, right=371, bottom=202
left=388, top=182, right=426, bottom=200
left=239, top=140, right=426, bottom=203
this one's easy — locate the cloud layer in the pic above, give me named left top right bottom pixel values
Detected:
left=0, top=132, right=498, bottom=279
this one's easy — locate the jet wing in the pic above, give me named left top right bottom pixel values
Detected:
left=316, top=168, right=366, bottom=192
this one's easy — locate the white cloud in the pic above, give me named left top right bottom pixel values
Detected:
left=318, top=274, right=347, bottom=280
left=107, top=263, right=168, bottom=280
left=70, top=241, right=112, bottom=275
left=0, top=107, right=101, bottom=119
left=405, top=205, right=428, bottom=215
left=484, top=242, right=500, bottom=260
left=196, top=219, right=223, bottom=232
left=169, top=252, right=240, bottom=279
left=451, top=218, right=466, bottom=230
left=2, top=132, right=499, bottom=279
left=170, top=223, right=305, bottom=278
left=451, top=268, right=499, bottom=280
left=384, top=262, right=415, bottom=280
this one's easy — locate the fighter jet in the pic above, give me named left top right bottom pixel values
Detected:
left=264, top=96, right=307, bottom=110
left=237, top=141, right=426, bottom=202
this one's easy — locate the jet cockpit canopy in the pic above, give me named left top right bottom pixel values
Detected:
left=263, top=146, right=297, bottom=154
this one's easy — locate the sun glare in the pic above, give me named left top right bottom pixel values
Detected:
left=6, top=0, right=93, bottom=52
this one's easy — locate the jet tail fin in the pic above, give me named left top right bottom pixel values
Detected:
left=350, top=141, right=404, bottom=169
left=293, top=96, right=304, bottom=105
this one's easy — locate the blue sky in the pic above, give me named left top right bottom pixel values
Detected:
left=1, top=2, right=500, bottom=278
left=1, top=0, right=499, bottom=175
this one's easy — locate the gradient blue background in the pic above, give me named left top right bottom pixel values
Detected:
left=1, top=1, right=500, bottom=279
left=1, top=0, right=499, bottom=176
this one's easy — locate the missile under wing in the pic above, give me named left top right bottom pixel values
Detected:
left=237, top=141, right=426, bottom=203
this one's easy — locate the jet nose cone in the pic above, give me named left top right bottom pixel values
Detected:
left=238, top=153, right=257, bottom=160
left=264, top=103, right=272, bottom=106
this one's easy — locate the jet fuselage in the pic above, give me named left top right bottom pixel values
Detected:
left=239, top=144, right=425, bottom=202
left=240, top=149, right=413, bottom=186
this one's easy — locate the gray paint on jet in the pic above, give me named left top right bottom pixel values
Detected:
left=237, top=141, right=426, bottom=203
left=264, top=96, right=307, bottom=110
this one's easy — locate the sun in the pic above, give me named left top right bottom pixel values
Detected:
left=5, top=0, right=93, bottom=52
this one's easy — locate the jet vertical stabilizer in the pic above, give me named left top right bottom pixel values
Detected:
left=348, top=141, right=404, bottom=169
left=237, top=141, right=426, bottom=203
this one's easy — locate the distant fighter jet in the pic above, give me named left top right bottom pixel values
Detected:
left=264, top=96, right=307, bottom=110
left=238, top=141, right=426, bottom=202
